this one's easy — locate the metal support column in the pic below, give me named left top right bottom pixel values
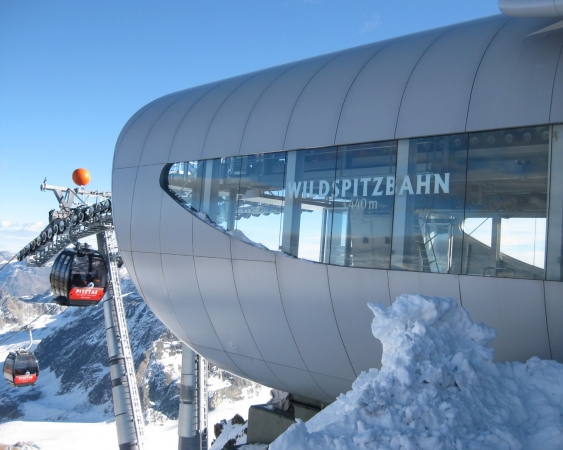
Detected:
left=99, top=232, right=145, bottom=450
left=179, top=343, right=199, bottom=450
left=197, top=354, right=208, bottom=450
left=178, top=343, right=208, bottom=450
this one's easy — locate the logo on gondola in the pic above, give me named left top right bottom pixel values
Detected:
left=69, top=287, right=104, bottom=301
left=15, top=373, right=37, bottom=384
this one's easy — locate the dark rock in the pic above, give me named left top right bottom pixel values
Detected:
left=214, top=421, right=224, bottom=438
left=231, top=413, right=245, bottom=425
left=224, top=438, right=237, bottom=449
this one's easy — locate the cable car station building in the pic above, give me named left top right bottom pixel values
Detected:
left=112, top=12, right=563, bottom=402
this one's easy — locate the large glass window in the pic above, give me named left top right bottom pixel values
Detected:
left=329, top=141, right=397, bottom=269
left=235, top=152, right=286, bottom=250
left=166, top=161, right=204, bottom=211
left=163, top=124, right=554, bottom=282
left=391, top=135, right=468, bottom=273
left=462, top=127, right=549, bottom=279
left=281, top=148, right=338, bottom=262
left=199, top=157, right=241, bottom=231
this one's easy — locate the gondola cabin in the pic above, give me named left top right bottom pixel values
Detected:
left=50, top=248, right=108, bottom=306
left=3, top=351, right=39, bottom=387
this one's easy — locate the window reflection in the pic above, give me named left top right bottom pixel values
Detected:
left=281, top=148, right=338, bottom=261
left=391, top=135, right=468, bottom=274
left=235, top=153, right=286, bottom=250
left=197, top=157, right=241, bottom=230
left=330, top=141, right=397, bottom=269
left=462, top=127, right=549, bottom=279
left=166, top=161, right=204, bottom=211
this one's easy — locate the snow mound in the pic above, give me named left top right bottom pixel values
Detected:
left=271, top=294, right=563, bottom=450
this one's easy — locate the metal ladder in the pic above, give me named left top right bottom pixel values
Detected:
left=196, top=354, right=209, bottom=449
left=104, top=229, right=146, bottom=449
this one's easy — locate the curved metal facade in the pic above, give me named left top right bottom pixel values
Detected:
left=112, top=15, right=563, bottom=402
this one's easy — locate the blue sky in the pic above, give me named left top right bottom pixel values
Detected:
left=0, top=0, right=500, bottom=253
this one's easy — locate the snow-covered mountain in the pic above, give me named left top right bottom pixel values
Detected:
left=0, top=251, right=51, bottom=299
left=0, top=251, right=269, bottom=436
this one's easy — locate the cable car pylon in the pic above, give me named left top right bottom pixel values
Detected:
left=11, top=170, right=145, bottom=450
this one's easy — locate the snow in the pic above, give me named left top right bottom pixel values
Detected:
left=0, top=343, right=270, bottom=449
left=210, top=420, right=248, bottom=450
left=271, top=294, right=563, bottom=450
left=0, top=420, right=179, bottom=450
left=209, top=384, right=271, bottom=427
left=0, top=385, right=269, bottom=450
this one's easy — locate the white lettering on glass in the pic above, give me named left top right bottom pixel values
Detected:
left=372, top=177, right=384, bottom=196
left=285, top=173, right=450, bottom=199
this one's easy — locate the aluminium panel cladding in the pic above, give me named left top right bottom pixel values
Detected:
left=275, top=254, right=356, bottom=381
left=499, top=0, right=563, bottom=18
left=192, top=216, right=232, bottom=259
left=167, top=76, right=252, bottom=162
left=130, top=164, right=164, bottom=254
left=132, top=251, right=185, bottom=339
left=164, top=82, right=222, bottom=163
left=231, top=259, right=307, bottom=370
left=459, top=276, right=551, bottom=362
left=238, top=54, right=336, bottom=155
left=230, top=237, right=276, bottom=262
left=334, top=26, right=447, bottom=145
left=193, top=256, right=262, bottom=359
left=544, top=281, right=563, bottom=361
left=310, top=372, right=358, bottom=401
left=114, top=102, right=154, bottom=155
left=114, top=92, right=185, bottom=169
left=201, top=64, right=294, bottom=160
left=395, top=16, right=509, bottom=139
left=283, top=43, right=389, bottom=151
left=266, top=362, right=333, bottom=403
left=551, top=43, right=563, bottom=123
left=112, top=167, right=138, bottom=252
left=466, top=17, right=563, bottom=131
left=160, top=254, right=223, bottom=349
left=228, top=353, right=291, bottom=392
left=160, top=193, right=193, bottom=256
left=191, top=344, right=250, bottom=380
left=326, top=265, right=391, bottom=376
left=139, top=86, right=219, bottom=166
left=387, top=271, right=462, bottom=308
left=120, top=250, right=143, bottom=299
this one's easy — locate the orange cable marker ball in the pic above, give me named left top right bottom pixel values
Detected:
left=72, top=168, right=91, bottom=186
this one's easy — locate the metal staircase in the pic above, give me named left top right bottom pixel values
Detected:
left=104, top=229, right=146, bottom=449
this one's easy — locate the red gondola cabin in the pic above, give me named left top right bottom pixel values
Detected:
left=50, top=248, right=108, bottom=306
left=3, top=351, right=39, bottom=387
